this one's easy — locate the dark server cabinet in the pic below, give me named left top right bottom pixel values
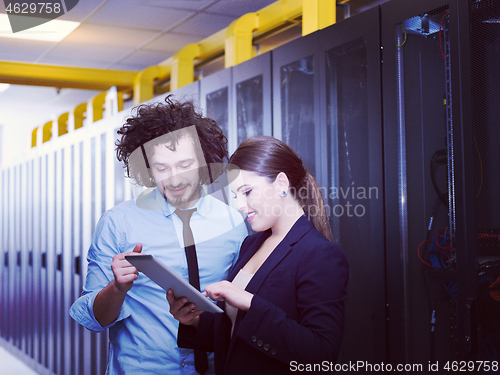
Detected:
left=319, top=7, right=386, bottom=364
left=382, top=0, right=460, bottom=365
left=201, top=54, right=272, bottom=155
left=382, top=0, right=500, bottom=368
left=272, top=31, right=323, bottom=181
left=200, top=69, right=234, bottom=152
left=466, top=0, right=500, bottom=367
left=232, top=52, right=273, bottom=145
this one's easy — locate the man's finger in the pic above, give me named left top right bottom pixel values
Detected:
left=116, top=273, right=138, bottom=284
left=183, top=309, right=203, bottom=321
left=166, top=289, right=177, bottom=306
left=166, top=291, right=188, bottom=312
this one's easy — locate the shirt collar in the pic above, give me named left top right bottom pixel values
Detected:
left=154, top=186, right=210, bottom=219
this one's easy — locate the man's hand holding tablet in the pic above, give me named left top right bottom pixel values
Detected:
left=166, top=289, right=204, bottom=328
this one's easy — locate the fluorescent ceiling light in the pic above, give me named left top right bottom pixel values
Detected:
left=0, top=14, right=79, bottom=42
left=0, top=83, right=10, bottom=92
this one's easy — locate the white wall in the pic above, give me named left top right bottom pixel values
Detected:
left=0, top=124, right=3, bottom=167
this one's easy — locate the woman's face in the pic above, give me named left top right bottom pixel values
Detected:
left=229, top=169, right=283, bottom=232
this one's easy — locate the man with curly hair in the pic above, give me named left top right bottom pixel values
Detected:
left=70, top=95, right=247, bottom=375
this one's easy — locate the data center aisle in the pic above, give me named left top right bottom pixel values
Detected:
left=0, top=346, right=39, bottom=375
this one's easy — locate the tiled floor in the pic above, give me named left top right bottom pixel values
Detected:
left=0, top=346, right=39, bottom=375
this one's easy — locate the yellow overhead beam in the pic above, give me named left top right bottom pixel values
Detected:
left=157, top=58, right=173, bottom=82
left=156, top=29, right=227, bottom=85
left=225, top=0, right=302, bottom=68
left=255, top=0, right=302, bottom=36
left=169, top=0, right=303, bottom=87
left=58, top=112, right=69, bottom=136
left=72, top=103, right=87, bottom=130
left=42, top=121, right=53, bottom=143
left=171, top=44, right=201, bottom=91
left=133, top=66, right=159, bottom=105
left=31, top=127, right=38, bottom=148
left=225, top=13, right=258, bottom=68
left=0, top=61, right=137, bottom=91
left=198, top=29, right=227, bottom=60
left=88, top=92, right=108, bottom=123
left=302, top=0, right=337, bottom=36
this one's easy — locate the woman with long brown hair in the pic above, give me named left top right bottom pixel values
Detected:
left=168, top=135, right=349, bottom=374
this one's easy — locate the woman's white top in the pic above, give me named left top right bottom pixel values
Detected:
left=225, top=269, right=254, bottom=336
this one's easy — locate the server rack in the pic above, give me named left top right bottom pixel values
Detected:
left=200, top=68, right=234, bottom=153
left=319, top=6, right=386, bottom=364
left=232, top=51, right=273, bottom=146
left=465, top=0, right=500, bottom=366
left=382, top=0, right=461, bottom=365
left=272, top=30, right=322, bottom=181
left=381, top=0, right=500, bottom=368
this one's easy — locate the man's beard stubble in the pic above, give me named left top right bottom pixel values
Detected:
left=163, top=183, right=201, bottom=207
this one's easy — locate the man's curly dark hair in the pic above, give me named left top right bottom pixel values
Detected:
left=116, top=95, right=228, bottom=187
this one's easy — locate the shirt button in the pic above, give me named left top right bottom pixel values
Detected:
left=257, top=340, right=263, bottom=347
left=250, top=335, right=257, bottom=343
left=263, top=344, right=270, bottom=351
left=181, top=362, right=186, bottom=367
left=271, top=348, right=277, bottom=355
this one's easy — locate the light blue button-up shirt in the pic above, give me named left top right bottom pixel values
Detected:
left=70, top=188, right=247, bottom=375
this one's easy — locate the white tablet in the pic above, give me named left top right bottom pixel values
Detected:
left=125, top=254, right=223, bottom=313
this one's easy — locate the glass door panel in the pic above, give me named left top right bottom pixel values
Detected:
left=469, top=0, right=500, bottom=369
left=321, top=6, right=385, bottom=364
left=382, top=0, right=460, bottom=365
left=272, top=33, right=321, bottom=179
left=233, top=52, right=272, bottom=145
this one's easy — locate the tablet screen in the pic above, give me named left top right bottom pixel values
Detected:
left=125, top=254, right=223, bottom=313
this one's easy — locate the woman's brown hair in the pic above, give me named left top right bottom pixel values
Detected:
left=228, top=135, right=333, bottom=242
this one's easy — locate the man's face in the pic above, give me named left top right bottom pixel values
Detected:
left=150, top=135, right=203, bottom=209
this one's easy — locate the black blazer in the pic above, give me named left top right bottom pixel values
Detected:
left=178, top=215, right=349, bottom=374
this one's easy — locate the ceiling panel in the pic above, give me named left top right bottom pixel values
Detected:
left=143, top=32, right=202, bottom=54
left=56, top=0, right=109, bottom=22
left=172, top=11, right=236, bottom=37
left=110, top=62, right=151, bottom=71
left=61, top=23, right=159, bottom=48
left=115, top=49, right=170, bottom=68
left=205, top=0, right=279, bottom=16
left=86, top=1, right=194, bottom=31
left=0, top=38, right=55, bottom=62
left=141, top=0, right=219, bottom=12
left=39, top=43, right=135, bottom=69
